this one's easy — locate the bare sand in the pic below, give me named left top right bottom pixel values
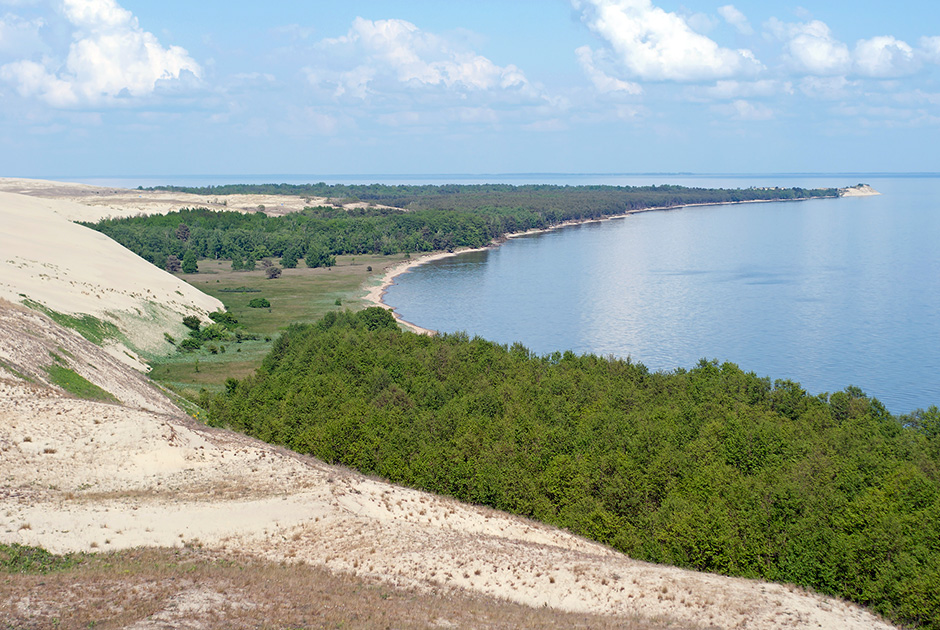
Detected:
left=0, top=179, right=897, bottom=628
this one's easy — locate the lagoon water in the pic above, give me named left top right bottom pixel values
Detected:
left=384, top=175, right=940, bottom=415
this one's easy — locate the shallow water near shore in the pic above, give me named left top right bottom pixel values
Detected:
left=385, top=175, right=940, bottom=415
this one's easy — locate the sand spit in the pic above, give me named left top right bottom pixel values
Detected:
left=839, top=184, right=881, bottom=197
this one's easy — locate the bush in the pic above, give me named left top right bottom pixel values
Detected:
left=265, top=266, right=282, bottom=279
left=248, top=297, right=271, bottom=308
left=208, top=310, right=239, bottom=328
left=178, top=338, right=201, bottom=352
left=182, top=315, right=201, bottom=331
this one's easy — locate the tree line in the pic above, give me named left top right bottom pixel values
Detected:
left=87, top=184, right=838, bottom=271
left=207, top=308, right=940, bottom=630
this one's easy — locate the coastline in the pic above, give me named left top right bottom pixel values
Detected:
left=362, top=191, right=867, bottom=335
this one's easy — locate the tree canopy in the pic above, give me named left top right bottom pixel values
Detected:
left=208, top=308, right=940, bottom=629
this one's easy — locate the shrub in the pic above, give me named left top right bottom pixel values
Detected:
left=178, top=338, right=201, bottom=352
left=208, top=310, right=239, bottom=328
left=248, top=297, right=271, bottom=308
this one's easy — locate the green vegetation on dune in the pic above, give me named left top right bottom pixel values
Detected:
left=21, top=299, right=120, bottom=345
left=209, top=308, right=940, bottom=629
left=0, top=543, right=83, bottom=574
left=44, top=361, right=119, bottom=403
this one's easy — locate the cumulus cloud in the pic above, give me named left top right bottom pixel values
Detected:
left=718, top=5, right=753, bottom=36
left=854, top=36, right=916, bottom=77
left=572, top=0, right=763, bottom=82
left=766, top=18, right=851, bottom=76
left=0, top=0, right=200, bottom=107
left=309, top=17, right=535, bottom=101
left=768, top=18, right=921, bottom=79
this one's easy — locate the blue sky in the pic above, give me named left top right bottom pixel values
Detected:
left=1, top=0, right=939, bottom=178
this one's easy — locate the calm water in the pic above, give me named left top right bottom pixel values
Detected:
left=385, top=175, right=940, bottom=415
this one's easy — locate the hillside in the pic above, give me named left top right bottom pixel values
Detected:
left=0, top=180, right=899, bottom=629
left=0, top=189, right=223, bottom=370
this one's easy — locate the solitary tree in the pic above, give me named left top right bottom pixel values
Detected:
left=265, top=265, right=282, bottom=279
left=165, top=254, right=182, bottom=273
left=181, top=249, right=199, bottom=274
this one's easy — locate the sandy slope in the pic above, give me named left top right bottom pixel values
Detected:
left=0, top=190, right=222, bottom=369
left=0, top=179, right=899, bottom=628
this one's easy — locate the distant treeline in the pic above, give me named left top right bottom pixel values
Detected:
left=209, top=308, right=940, bottom=630
left=145, top=182, right=837, bottom=213
left=89, top=184, right=837, bottom=270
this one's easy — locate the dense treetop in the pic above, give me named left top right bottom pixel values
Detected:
left=209, top=308, right=940, bottom=630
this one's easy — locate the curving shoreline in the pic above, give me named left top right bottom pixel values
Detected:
left=361, top=191, right=870, bottom=335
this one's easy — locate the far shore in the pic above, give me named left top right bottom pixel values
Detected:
left=362, top=191, right=868, bottom=335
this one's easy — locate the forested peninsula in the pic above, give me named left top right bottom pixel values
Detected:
left=87, top=183, right=837, bottom=269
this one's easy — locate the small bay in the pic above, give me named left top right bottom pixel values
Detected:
left=385, top=175, right=940, bottom=415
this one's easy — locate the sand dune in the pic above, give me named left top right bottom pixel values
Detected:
left=0, top=189, right=222, bottom=369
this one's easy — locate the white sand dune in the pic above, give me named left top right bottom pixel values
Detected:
left=0, top=180, right=898, bottom=629
left=0, top=190, right=222, bottom=369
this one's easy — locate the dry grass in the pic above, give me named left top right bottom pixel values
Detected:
left=0, top=546, right=684, bottom=630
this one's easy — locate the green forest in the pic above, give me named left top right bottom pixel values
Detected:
left=208, top=308, right=940, bottom=629
left=86, top=184, right=837, bottom=271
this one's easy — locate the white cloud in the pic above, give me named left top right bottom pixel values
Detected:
left=768, top=19, right=919, bottom=79
left=767, top=18, right=851, bottom=76
left=572, top=0, right=763, bottom=82
left=575, top=45, right=642, bottom=94
left=718, top=5, right=753, bottom=36
left=310, top=17, right=535, bottom=100
left=854, top=36, right=916, bottom=78
left=0, top=0, right=200, bottom=107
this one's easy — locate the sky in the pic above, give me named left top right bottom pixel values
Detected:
left=1, top=0, right=939, bottom=179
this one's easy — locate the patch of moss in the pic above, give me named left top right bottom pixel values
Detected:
left=43, top=363, right=119, bottom=403
left=22, top=299, right=120, bottom=345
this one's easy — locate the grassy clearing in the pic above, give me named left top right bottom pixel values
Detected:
left=0, top=545, right=676, bottom=630
left=150, top=254, right=405, bottom=396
